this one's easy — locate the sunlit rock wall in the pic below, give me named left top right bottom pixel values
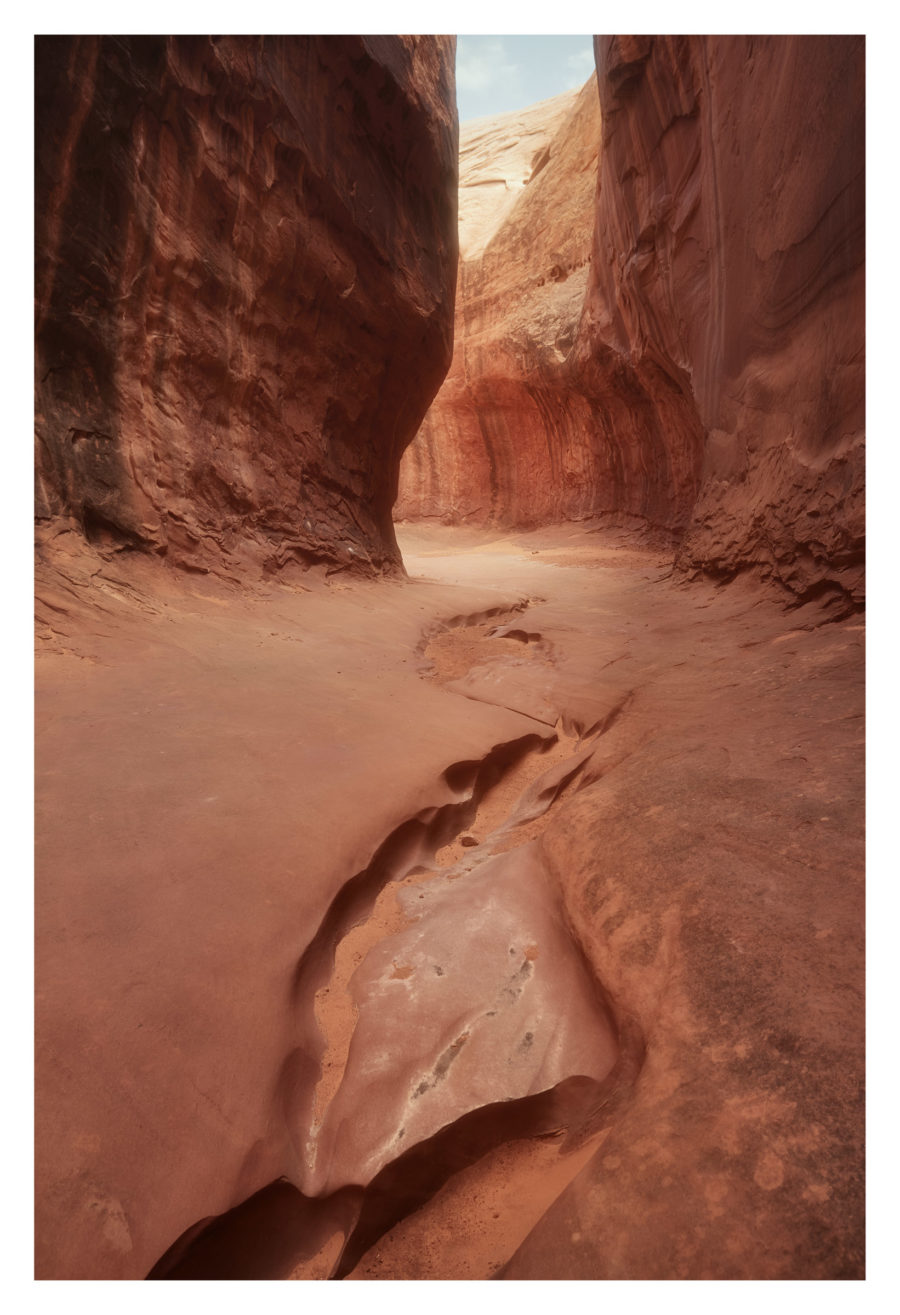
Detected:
left=398, top=79, right=704, bottom=533
left=400, top=36, right=864, bottom=606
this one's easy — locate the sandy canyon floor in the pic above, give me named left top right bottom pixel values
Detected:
left=35, top=523, right=864, bottom=1280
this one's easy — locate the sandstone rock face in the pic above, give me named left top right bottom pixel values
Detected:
left=591, top=35, right=865, bottom=605
left=399, top=36, right=864, bottom=607
left=455, top=89, right=581, bottom=261
left=35, top=36, right=458, bottom=579
left=397, top=79, right=697, bottom=532
left=34, top=33, right=865, bottom=1286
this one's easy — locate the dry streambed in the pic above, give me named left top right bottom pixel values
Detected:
left=149, top=608, right=639, bottom=1280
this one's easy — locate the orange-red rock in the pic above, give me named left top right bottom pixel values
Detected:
left=342, top=525, right=864, bottom=1281
left=304, top=841, right=618, bottom=1198
left=399, top=36, right=865, bottom=608
left=590, top=35, right=865, bottom=606
left=398, top=80, right=677, bottom=531
left=35, top=560, right=557, bottom=1280
left=34, top=32, right=865, bottom=1287
left=35, top=36, right=458, bottom=580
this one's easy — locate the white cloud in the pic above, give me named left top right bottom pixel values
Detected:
left=566, top=47, right=596, bottom=81
left=456, top=37, right=521, bottom=94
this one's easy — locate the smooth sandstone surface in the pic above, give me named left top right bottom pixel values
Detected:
left=455, top=88, right=581, bottom=260
left=35, top=547, right=545, bottom=1278
left=35, top=527, right=864, bottom=1279
left=35, top=35, right=457, bottom=580
left=399, top=36, right=864, bottom=608
left=34, top=32, right=864, bottom=1284
left=306, top=841, right=618, bottom=1197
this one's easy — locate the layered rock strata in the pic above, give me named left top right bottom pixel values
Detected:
left=591, top=35, right=865, bottom=605
left=35, top=35, right=458, bottom=579
left=34, top=32, right=865, bottom=1285
left=397, top=79, right=692, bottom=532
left=399, top=36, right=865, bottom=606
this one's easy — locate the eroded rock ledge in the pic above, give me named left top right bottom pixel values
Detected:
left=36, top=36, right=458, bottom=580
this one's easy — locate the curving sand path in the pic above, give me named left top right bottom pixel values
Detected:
left=35, top=523, right=864, bottom=1279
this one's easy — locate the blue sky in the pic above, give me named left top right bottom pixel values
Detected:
left=455, top=35, right=595, bottom=122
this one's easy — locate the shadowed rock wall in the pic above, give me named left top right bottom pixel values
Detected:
left=592, top=34, right=865, bottom=604
left=399, top=36, right=864, bottom=606
left=35, top=35, right=458, bottom=579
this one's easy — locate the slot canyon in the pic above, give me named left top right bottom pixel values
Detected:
left=34, top=35, right=864, bottom=1281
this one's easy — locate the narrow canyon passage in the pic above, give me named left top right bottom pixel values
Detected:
left=34, top=34, right=864, bottom=1282
left=36, top=524, right=863, bottom=1279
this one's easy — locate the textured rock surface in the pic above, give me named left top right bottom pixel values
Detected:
left=35, top=563, right=555, bottom=1279
left=591, top=35, right=865, bottom=605
left=340, top=527, right=863, bottom=1280
left=34, top=32, right=865, bottom=1286
left=397, top=79, right=685, bottom=531
left=35, top=524, right=863, bottom=1280
left=399, top=36, right=865, bottom=606
left=35, top=35, right=458, bottom=579
left=455, top=89, right=580, bottom=260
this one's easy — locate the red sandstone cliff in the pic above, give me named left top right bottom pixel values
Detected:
left=36, top=36, right=458, bottom=579
left=399, top=36, right=864, bottom=607
left=396, top=74, right=709, bottom=538
left=396, top=80, right=662, bottom=530
left=590, top=35, right=865, bottom=605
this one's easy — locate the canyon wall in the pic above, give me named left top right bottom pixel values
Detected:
left=398, top=79, right=704, bottom=533
left=35, top=35, right=458, bottom=579
left=591, top=34, right=865, bottom=603
left=399, top=36, right=865, bottom=605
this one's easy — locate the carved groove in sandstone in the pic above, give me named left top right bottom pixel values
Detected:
left=34, top=32, right=864, bottom=1284
left=147, top=677, right=644, bottom=1279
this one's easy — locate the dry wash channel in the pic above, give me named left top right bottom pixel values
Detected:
left=148, top=606, right=639, bottom=1280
